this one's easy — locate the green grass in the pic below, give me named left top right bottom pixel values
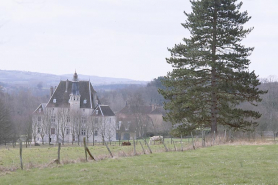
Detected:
left=0, top=139, right=190, bottom=168
left=0, top=144, right=278, bottom=184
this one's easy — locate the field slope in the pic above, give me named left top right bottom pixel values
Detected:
left=0, top=144, right=277, bottom=184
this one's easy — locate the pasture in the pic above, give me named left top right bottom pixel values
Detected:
left=0, top=141, right=277, bottom=184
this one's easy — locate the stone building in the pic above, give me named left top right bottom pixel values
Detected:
left=32, top=71, right=116, bottom=144
left=116, top=104, right=172, bottom=140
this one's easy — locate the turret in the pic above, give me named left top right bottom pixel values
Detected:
left=69, top=71, right=81, bottom=109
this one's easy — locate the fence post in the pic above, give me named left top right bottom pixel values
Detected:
left=191, top=132, right=195, bottom=150
left=58, top=143, right=61, bottom=164
left=20, top=141, right=23, bottom=170
left=144, top=138, right=152, bottom=154
left=133, top=138, right=137, bottom=155
left=180, top=135, right=183, bottom=151
left=83, top=137, right=88, bottom=161
left=105, top=142, right=113, bottom=158
left=224, top=129, right=226, bottom=143
left=173, top=141, right=177, bottom=151
left=162, top=141, right=168, bottom=152
left=213, top=131, right=216, bottom=145
left=85, top=147, right=96, bottom=161
left=139, top=141, right=146, bottom=154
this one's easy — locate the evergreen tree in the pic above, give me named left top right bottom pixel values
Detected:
left=159, top=0, right=266, bottom=133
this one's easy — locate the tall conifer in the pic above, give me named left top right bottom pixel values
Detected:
left=159, top=0, right=266, bottom=133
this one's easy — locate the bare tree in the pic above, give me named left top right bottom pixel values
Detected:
left=71, top=110, right=82, bottom=145
left=105, top=117, right=116, bottom=144
left=32, top=116, right=38, bottom=144
left=57, top=108, right=70, bottom=145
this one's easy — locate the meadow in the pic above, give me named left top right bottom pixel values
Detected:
left=0, top=138, right=277, bottom=184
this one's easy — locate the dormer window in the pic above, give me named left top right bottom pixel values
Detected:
left=53, top=99, right=56, bottom=103
left=83, top=99, right=87, bottom=104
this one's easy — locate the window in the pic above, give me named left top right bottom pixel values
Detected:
left=51, top=116, right=55, bottom=123
left=96, top=110, right=98, bottom=115
left=37, top=128, right=41, bottom=133
left=51, top=128, right=55, bottom=135
left=53, top=99, right=56, bottom=103
left=82, top=117, right=87, bottom=124
left=125, top=121, right=131, bottom=131
left=66, top=128, right=70, bottom=135
left=95, top=117, right=98, bottom=123
left=67, top=116, right=70, bottom=123
left=81, top=129, right=86, bottom=136
left=94, top=130, right=98, bottom=136
left=109, top=118, right=112, bottom=123
left=83, top=99, right=87, bottom=104
left=38, top=108, right=41, bottom=113
left=116, top=121, right=122, bottom=130
left=38, top=116, right=41, bottom=122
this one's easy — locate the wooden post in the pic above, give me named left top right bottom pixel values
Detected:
left=204, top=130, right=206, bottom=147
left=213, top=131, right=215, bottom=145
left=180, top=135, right=183, bottom=151
left=139, top=141, right=146, bottom=154
left=224, top=129, right=226, bottom=143
left=85, top=147, right=96, bottom=161
left=133, top=138, right=137, bottom=155
left=20, top=141, right=23, bottom=170
left=105, top=142, right=113, bottom=158
left=83, top=137, right=87, bottom=161
left=173, top=141, right=177, bottom=151
left=162, top=141, right=168, bottom=152
left=202, top=130, right=204, bottom=147
left=171, top=137, right=173, bottom=144
left=58, top=143, right=61, bottom=164
left=191, top=132, right=195, bottom=150
left=145, top=139, right=152, bottom=154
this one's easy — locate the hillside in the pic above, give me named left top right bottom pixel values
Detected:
left=0, top=70, right=147, bottom=92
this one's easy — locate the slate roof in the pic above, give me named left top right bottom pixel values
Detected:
left=46, top=80, right=97, bottom=109
left=149, top=107, right=166, bottom=115
left=33, top=103, right=47, bottom=114
left=92, top=105, right=115, bottom=116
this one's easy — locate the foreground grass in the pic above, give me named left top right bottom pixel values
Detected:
left=0, top=139, right=192, bottom=169
left=0, top=144, right=278, bottom=184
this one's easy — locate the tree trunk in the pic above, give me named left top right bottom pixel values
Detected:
left=211, top=4, right=218, bottom=133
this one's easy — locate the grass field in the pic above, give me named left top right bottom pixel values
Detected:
left=0, top=143, right=278, bottom=184
left=0, top=139, right=191, bottom=169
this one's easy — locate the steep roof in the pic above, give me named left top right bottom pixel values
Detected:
left=33, top=103, right=47, bottom=114
left=46, top=80, right=97, bottom=109
left=149, top=107, right=166, bottom=115
left=92, top=105, right=115, bottom=116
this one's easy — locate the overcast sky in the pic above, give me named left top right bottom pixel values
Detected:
left=0, top=0, right=277, bottom=81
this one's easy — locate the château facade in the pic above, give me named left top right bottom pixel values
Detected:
left=32, top=71, right=116, bottom=144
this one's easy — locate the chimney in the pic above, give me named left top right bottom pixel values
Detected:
left=65, top=79, right=68, bottom=92
left=50, top=86, right=54, bottom=96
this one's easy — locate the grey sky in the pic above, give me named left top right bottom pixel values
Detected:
left=0, top=0, right=277, bottom=81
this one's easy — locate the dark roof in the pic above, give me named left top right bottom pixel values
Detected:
left=47, top=80, right=97, bottom=109
left=92, top=105, right=115, bottom=116
left=149, top=107, right=166, bottom=115
left=33, top=103, right=47, bottom=114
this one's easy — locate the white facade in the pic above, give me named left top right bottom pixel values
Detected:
left=32, top=72, right=117, bottom=144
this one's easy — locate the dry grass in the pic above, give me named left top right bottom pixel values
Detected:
left=0, top=137, right=276, bottom=175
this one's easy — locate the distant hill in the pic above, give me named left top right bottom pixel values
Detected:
left=0, top=70, right=147, bottom=93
